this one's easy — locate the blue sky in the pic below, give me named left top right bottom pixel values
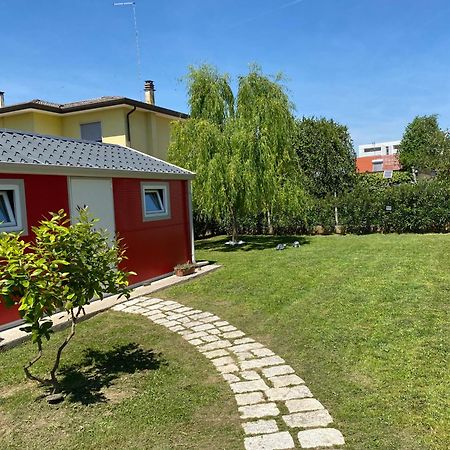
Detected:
left=1, top=0, right=450, bottom=147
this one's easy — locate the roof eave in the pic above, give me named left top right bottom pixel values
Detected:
left=0, top=98, right=189, bottom=119
left=0, top=162, right=195, bottom=180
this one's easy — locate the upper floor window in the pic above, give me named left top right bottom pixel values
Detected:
left=364, top=147, right=382, bottom=153
left=0, top=180, right=27, bottom=233
left=141, top=182, right=170, bottom=221
left=80, top=122, right=102, bottom=142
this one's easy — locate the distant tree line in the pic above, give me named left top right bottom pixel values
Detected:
left=169, top=64, right=450, bottom=237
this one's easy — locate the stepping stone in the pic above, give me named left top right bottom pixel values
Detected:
left=242, top=419, right=278, bottom=435
left=168, top=325, right=185, bottom=332
left=203, top=349, right=229, bottom=359
left=237, top=351, right=255, bottom=361
left=234, top=337, right=255, bottom=345
left=240, top=371, right=261, bottom=381
left=198, top=340, right=232, bottom=352
left=183, top=331, right=208, bottom=340
left=285, top=398, right=324, bottom=413
left=239, top=402, right=280, bottom=419
left=113, top=304, right=127, bottom=311
left=230, top=342, right=264, bottom=353
left=230, top=380, right=270, bottom=394
left=262, top=365, right=295, bottom=378
left=189, top=339, right=203, bottom=346
left=223, top=330, right=246, bottom=339
left=269, top=374, right=305, bottom=388
left=297, top=428, right=345, bottom=448
left=220, top=325, right=237, bottom=332
left=191, top=323, right=216, bottom=332
left=211, top=356, right=235, bottom=367
left=266, top=386, right=313, bottom=401
left=215, top=321, right=230, bottom=327
left=241, top=356, right=285, bottom=370
left=201, top=334, right=220, bottom=342
left=209, top=328, right=222, bottom=335
left=283, top=409, right=333, bottom=429
left=244, top=431, right=295, bottom=450
left=217, top=364, right=239, bottom=373
left=252, top=348, right=275, bottom=357
left=222, top=373, right=240, bottom=383
left=235, top=392, right=266, bottom=406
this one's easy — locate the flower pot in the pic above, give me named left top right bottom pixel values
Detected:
left=175, top=267, right=196, bottom=277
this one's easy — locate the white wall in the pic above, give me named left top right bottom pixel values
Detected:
left=358, top=140, right=401, bottom=158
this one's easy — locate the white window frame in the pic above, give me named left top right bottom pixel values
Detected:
left=141, top=182, right=171, bottom=221
left=0, top=181, right=27, bottom=234
left=372, top=159, right=384, bottom=173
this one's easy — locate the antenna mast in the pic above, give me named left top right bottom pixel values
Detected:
left=113, top=2, right=142, bottom=96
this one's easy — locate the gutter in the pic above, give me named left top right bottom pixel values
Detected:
left=126, top=105, right=137, bottom=147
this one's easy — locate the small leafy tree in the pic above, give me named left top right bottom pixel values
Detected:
left=399, top=115, right=450, bottom=174
left=0, top=209, right=131, bottom=391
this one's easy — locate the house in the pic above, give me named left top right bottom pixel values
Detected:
left=0, top=81, right=188, bottom=161
left=356, top=140, right=402, bottom=173
left=0, top=129, right=195, bottom=330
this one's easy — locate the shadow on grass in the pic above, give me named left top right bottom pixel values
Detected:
left=58, top=343, right=166, bottom=405
left=195, top=235, right=310, bottom=252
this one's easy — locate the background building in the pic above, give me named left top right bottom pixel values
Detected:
left=0, top=81, right=187, bottom=161
left=356, top=140, right=402, bottom=173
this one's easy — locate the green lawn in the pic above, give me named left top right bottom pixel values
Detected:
left=0, top=234, right=449, bottom=449
left=163, top=234, right=450, bottom=450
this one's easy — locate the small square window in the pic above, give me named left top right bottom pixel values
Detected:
left=372, top=161, right=383, bottom=172
left=0, top=181, right=27, bottom=233
left=80, top=122, right=102, bottom=142
left=141, top=183, right=170, bottom=221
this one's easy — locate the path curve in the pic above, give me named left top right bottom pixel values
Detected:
left=113, top=297, right=345, bottom=450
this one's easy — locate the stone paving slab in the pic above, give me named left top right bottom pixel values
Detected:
left=112, top=296, right=345, bottom=449
left=298, top=428, right=345, bottom=448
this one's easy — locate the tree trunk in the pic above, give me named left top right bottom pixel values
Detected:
left=266, top=210, right=274, bottom=235
left=230, top=211, right=238, bottom=243
left=50, top=309, right=77, bottom=391
left=23, top=341, right=49, bottom=385
left=334, top=191, right=339, bottom=226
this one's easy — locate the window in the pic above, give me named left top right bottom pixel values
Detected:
left=386, top=146, right=390, bottom=155
left=0, top=180, right=27, bottom=233
left=372, top=160, right=383, bottom=172
left=80, top=122, right=102, bottom=142
left=141, top=182, right=170, bottom=221
left=364, top=147, right=382, bottom=153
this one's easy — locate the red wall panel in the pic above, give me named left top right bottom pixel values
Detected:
left=113, top=178, right=191, bottom=284
left=0, top=173, right=70, bottom=327
left=356, top=155, right=402, bottom=173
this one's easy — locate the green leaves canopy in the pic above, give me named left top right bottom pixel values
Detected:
left=399, top=114, right=450, bottom=174
left=294, top=117, right=356, bottom=198
left=169, top=64, right=304, bottom=238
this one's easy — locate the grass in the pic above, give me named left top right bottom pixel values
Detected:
left=0, top=312, right=242, bottom=449
left=162, top=234, right=450, bottom=450
left=0, top=233, right=448, bottom=449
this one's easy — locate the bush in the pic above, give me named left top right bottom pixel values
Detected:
left=338, top=179, right=450, bottom=234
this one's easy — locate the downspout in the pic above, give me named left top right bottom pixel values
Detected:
left=126, top=106, right=137, bottom=147
left=187, top=180, right=196, bottom=263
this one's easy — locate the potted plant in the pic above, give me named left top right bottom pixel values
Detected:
left=174, top=261, right=196, bottom=277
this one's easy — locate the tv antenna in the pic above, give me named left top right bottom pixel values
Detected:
left=113, top=2, right=142, bottom=94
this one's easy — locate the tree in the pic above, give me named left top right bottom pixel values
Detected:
left=294, top=117, right=356, bottom=198
left=169, top=64, right=303, bottom=239
left=294, top=117, right=356, bottom=227
left=0, top=209, right=131, bottom=391
left=399, top=115, right=450, bottom=175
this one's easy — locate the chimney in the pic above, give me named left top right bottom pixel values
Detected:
left=0, top=92, right=4, bottom=108
left=144, top=80, right=155, bottom=105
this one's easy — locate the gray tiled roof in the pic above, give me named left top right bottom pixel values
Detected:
left=0, top=129, right=194, bottom=178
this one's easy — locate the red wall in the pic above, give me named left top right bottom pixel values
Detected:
left=113, top=178, right=192, bottom=284
left=0, top=173, right=70, bottom=326
left=0, top=174, right=192, bottom=327
left=356, top=155, right=402, bottom=173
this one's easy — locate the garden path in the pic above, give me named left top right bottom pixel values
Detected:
left=113, top=297, right=345, bottom=450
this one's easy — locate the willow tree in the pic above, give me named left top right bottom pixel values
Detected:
left=169, top=64, right=302, bottom=240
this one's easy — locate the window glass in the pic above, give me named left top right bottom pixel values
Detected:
left=141, top=183, right=170, bottom=221
left=145, top=189, right=164, bottom=213
left=0, top=189, right=18, bottom=229
left=372, top=161, right=383, bottom=172
left=80, top=122, right=102, bottom=142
